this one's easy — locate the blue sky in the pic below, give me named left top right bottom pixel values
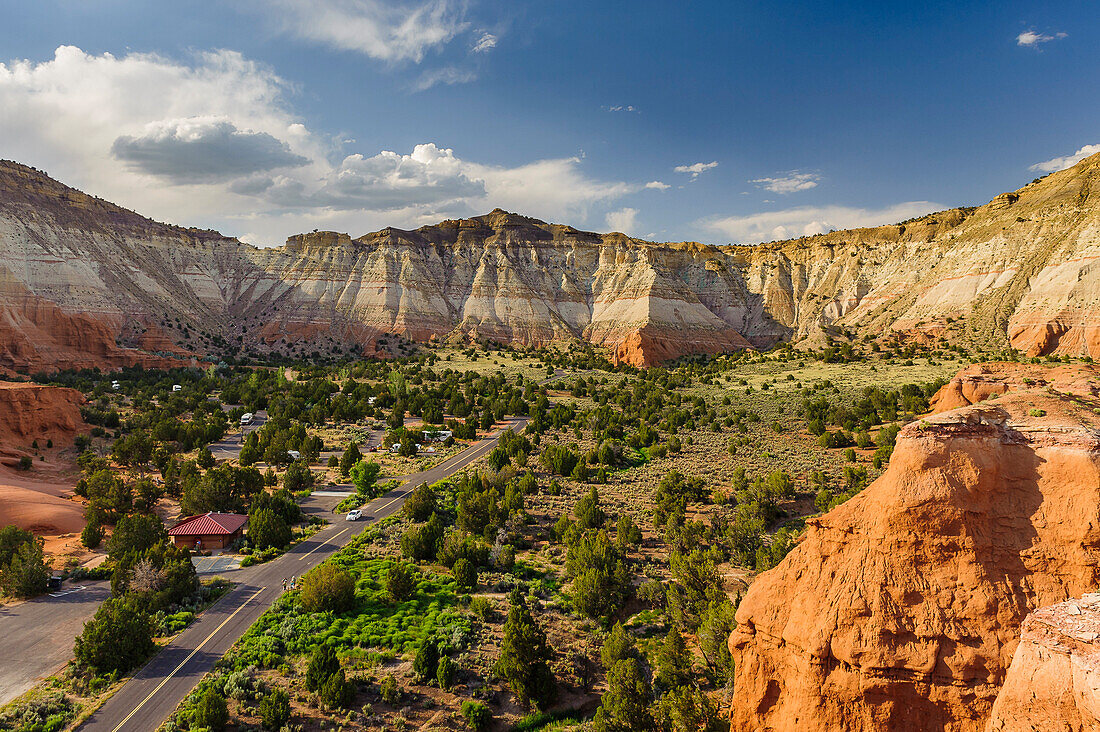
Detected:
left=0, top=0, right=1095, bottom=246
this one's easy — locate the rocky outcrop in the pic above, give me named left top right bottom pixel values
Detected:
left=4, top=151, right=1100, bottom=371
left=988, top=593, right=1100, bottom=731
left=0, top=381, right=86, bottom=449
left=728, top=365, right=1100, bottom=731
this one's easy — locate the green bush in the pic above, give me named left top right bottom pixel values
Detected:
left=452, top=558, right=476, bottom=592
left=248, top=508, right=292, bottom=550
left=0, top=537, right=49, bottom=598
left=306, top=645, right=339, bottom=692
left=192, top=686, right=228, bottom=730
left=469, top=596, right=493, bottom=621
left=299, top=564, right=355, bottom=614
left=258, top=688, right=291, bottom=730
left=437, top=655, right=456, bottom=690
left=319, top=668, right=354, bottom=709
left=461, top=700, right=492, bottom=731
left=73, top=597, right=155, bottom=675
left=403, top=483, right=437, bottom=521
left=81, top=518, right=104, bottom=550
left=413, top=638, right=439, bottom=682
left=385, top=561, right=417, bottom=602
left=380, top=673, right=400, bottom=705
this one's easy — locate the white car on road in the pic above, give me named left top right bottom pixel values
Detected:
left=346, top=509, right=363, bottom=521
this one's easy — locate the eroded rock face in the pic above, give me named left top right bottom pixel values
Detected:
left=728, top=365, right=1100, bottom=731
left=0, top=381, right=86, bottom=448
left=988, top=594, right=1100, bottom=732
left=5, top=150, right=1100, bottom=371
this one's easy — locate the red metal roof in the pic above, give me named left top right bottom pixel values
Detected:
left=168, top=512, right=247, bottom=536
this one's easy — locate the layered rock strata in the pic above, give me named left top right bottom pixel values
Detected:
left=4, top=150, right=1100, bottom=370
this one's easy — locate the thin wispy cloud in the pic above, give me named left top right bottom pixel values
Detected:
left=674, top=161, right=718, bottom=178
left=1016, top=29, right=1067, bottom=47
left=414, top=66, right=477, bottom=90
left=254, top=0, right=469, bottom=63
left=751, top=170, right=820, bottom=194
left=701, top=201, right=943, bottom=244
left=472, top=32, right=497, bottom=53
left=1029, top=144, right=1100, bottom=173
left=606, top=105, right=639, bottom=113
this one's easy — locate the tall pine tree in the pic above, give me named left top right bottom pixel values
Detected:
left=497, top=589, right=555, bottom=707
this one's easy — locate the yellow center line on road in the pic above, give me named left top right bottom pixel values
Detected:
left=298, top=528, right=349, bottom=561
left=108, top=586, right=266, bottom=732
left=371, top=490, right=409, bottom=515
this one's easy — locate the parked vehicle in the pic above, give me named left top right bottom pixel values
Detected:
left=288, top=450, right=301, bottom=460
left=240, top=412, right=254, bottom=426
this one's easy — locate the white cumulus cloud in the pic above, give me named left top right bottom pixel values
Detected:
left=644, top=180, right=670, bottom=190
left=1029, top=144, right=1100, bottom=173
left=674, top=161, right=718, bottom=178
left=751, top=170, right=821, bottom=194
left=605, top=207, right=639, bottom=234
left=1017, top=29, right=1067, bottom=47
left=701, top=201, right=943, bottom=244
left=0, top=45, right=635, bottom=244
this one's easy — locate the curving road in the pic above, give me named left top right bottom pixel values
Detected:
left=76, top=417, right=527, bottom=732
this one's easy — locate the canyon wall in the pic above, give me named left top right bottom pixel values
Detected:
left=727, top=364, right=1100, bottom=731
left=2, top=151, right=1100, bottom=371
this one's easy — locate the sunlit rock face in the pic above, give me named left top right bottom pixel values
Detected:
left=4, top=152, right=1100, bottom=371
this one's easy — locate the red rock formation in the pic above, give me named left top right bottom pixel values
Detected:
left=988, top=593, right=1100, bottom=731
left=729, top=365, right=1100, bottom=732
left=610, top=325, right=752, bottom=367
left=0, top=381, right=87, bottom=448
left=0, top=273, right=183, bottom=374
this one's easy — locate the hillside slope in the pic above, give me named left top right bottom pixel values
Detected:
left=2, top=152, right=1099, bottom=371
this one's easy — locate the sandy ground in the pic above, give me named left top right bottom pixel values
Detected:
left=0, top=450, right=93, bottom=568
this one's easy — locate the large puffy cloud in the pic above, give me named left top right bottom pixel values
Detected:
left=256, top=0, right=468, bottom=63
left=238, top=143, right=485, bottom=210
left=112, top=118, right=309, bottom=182
left=702, top=201, right=943, bottom=244
left=1029, top=144, right=1100, bottom=173
left=0, top=45, right=328, bottom=226
left=0, top=46, right=636, bottom=244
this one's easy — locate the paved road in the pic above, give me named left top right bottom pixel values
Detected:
left=207, top=410, right=267, bottom=462
left=0, top=582, right=112, bottom=705
left=77, top=418, right=526, bottom=732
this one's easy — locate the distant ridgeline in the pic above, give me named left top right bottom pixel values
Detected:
left=2, top=152, right=1100, bottom=372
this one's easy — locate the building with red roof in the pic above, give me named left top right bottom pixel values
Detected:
left=167, top=512, right=247, bottom=550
